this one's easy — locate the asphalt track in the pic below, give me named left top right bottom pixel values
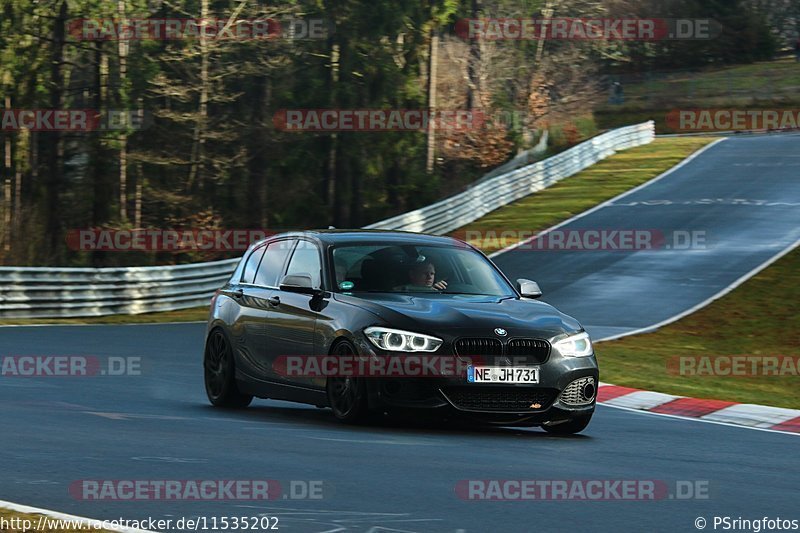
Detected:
left=1, top=134, right=799, bottom=532
left=493, top=134, right=800, bottom=341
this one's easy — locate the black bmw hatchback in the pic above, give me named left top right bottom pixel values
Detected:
left=203, top=230, right=599, bottom=434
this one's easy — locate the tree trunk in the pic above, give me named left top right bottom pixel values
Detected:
left=246, top=75, right=271, bottom=229
left=536, top=1, right=555, bottom=64
left=134, top=162, right=143, bottom=228
left=333, top=143, right=348, bottom=227
left=348, top=148, right=364, bottom=227
left=327, top=42, right=340, bottom=226
left=14, top=162, right=22, bottom=238
left=188, top=0, right=210, bottom=192
left=426, top=30, right=439, bottom=174
left=466, top=0, right=483, bottom=110
left=118, top=0, right=129, bottom=221
left=29, top=132, right=37, bottom=197
left=3, top=100, right=10, bottom=253
left=45, top=0, right=67, bottom=262
left=91, top=42, right=110, bottom=266
left=386, top=160, right=401, bottom=212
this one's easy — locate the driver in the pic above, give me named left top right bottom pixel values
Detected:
left=395, top=260, right=448, bottom=291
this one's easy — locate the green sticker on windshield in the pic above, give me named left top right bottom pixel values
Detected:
left=339, top=281, right=355, bottom=291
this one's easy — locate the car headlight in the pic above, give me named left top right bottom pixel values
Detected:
left=364, top=327, right=443, bottom=353
left=554, top=331, right=593, bottom=357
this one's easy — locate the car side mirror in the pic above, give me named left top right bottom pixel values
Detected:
left=517, top=279, right=543, bottom=299
left=280, top=274, right=320, bottom=295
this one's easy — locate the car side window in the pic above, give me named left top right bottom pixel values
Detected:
left=253, top=240, right=295, bottom=287
left=285, top=240, right=322, bottom=288
left=241, top=245, right=266, bottom=284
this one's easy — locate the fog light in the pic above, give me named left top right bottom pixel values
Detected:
left=560, top=377, right=596, bottom=406
left=581, top=381, right=596, bottom=401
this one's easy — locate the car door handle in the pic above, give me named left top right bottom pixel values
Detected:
left=267, top=296, right=281, bottom=307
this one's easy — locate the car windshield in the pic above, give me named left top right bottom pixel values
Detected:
left=331, top=243, right=516, bottom=297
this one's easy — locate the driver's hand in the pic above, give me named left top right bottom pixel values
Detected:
left=433, top=280, right=448, bottom=291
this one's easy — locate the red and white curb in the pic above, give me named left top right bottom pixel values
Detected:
left=597, top=383, right=800, bottom=434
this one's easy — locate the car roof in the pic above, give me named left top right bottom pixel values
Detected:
left=261, top=229, right=465, bottom=247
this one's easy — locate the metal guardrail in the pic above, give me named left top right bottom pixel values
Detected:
left=365, top=121, right=655, bottom=234
left=0, top=121, right=654, bottom=319
left=0, top=259, right=240, bottom=319
left=476, top=129, right=549, bottom=183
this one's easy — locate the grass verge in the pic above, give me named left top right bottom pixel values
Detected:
left=619, top=58, right=800, bottom=104
left=595, top=246, right=800, bottom=410
left=454, top=137, right=719, bottom=254
left=0, top=306, right=209, bottom=326
left=595, top=57, right=800, bottom=133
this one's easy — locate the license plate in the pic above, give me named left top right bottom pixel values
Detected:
left=467, top=366, right=539, bottom=384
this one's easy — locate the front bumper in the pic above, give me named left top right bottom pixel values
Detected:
left=355, top=338, right=599, bottom=426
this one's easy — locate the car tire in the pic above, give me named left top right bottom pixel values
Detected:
left=326, top=340, right=371, bottom=424
left=204, top=328, right=253, bottom=408
left=542, top=414, right=592, bottom=435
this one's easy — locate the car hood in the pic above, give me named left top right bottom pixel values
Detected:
left=334, top=293, right=583, bottom=340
